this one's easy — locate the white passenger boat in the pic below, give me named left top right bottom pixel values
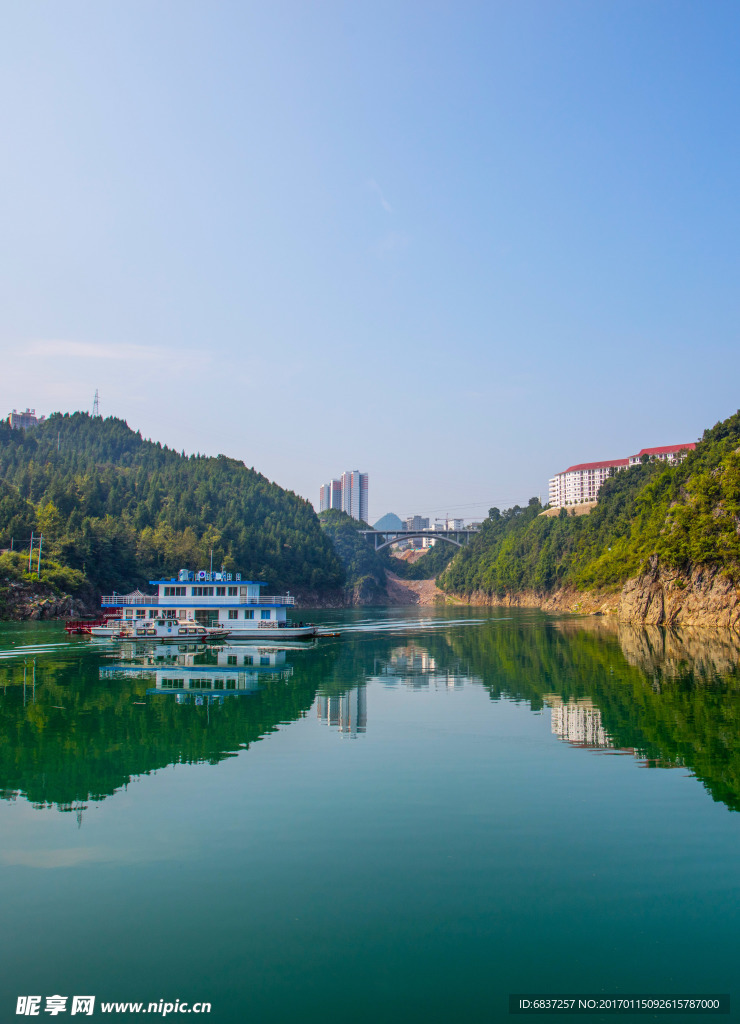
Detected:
left=98, top=570, right=321, bottom=641
left=91, top=617, right=228, bottom=643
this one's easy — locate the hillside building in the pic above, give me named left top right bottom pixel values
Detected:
left=8, top=408, right=44, bottom=430
left=549, top=443, right=696, bottom=507
left=628, top=445, right=696, bottom=466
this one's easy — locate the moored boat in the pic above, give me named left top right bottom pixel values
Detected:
left=97, top=569, right=324, bottom=641
left=94, top=618, right=228, bottom=643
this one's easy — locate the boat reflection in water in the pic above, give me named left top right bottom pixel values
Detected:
left=100, top=643, right=294, bottom=703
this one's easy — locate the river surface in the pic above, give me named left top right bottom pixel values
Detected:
left=0, top=608, right=738, bottom=1023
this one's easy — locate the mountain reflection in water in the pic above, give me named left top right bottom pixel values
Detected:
left=0, top=613, right=739, bottom=812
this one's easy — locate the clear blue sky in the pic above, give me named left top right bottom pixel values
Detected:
left=2, top=1, right=739, bottom=522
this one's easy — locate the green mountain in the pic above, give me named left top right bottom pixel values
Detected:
left=318, top=509, right=388, bottom=603
left=440, top=410, right=740, bottom=599
left=0, top=413, right=342, bottom=597
left=390, top=539, right=457, bottom=580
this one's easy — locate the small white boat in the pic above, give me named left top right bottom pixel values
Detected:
left=91, top=618, right=228, bottom=643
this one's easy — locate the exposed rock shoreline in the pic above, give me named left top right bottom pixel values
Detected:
left=0, top=580, right=93, bottom=621
left=4, top=557, right=738, bottom=628
left=449, top=555, right=740, bottom=633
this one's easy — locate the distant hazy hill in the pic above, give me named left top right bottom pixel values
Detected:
left=373, top=512, right=404, bottom=531
left=0, top=412, right=343, bottom=595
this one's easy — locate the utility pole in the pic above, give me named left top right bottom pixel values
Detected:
left=37, top=534, right=43, bottom=575
left=28, top=532, right=34, bottom=572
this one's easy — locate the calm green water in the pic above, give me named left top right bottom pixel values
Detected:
left=0, top=608, right=738, bottom=1023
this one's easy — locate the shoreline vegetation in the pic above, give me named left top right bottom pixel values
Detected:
left=0, top=412, right=343, bottom=617
left=437, top=409, right=740, bottom=632
left=2, top=409, right=740, bottom=630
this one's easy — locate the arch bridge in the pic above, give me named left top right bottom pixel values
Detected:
left=359, top=529, right=478, bottom=552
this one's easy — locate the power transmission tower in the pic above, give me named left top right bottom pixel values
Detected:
left=92, top=389, right=100, bottom=417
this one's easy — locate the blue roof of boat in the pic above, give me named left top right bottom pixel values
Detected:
left=148, top=578, right=267, bottom=585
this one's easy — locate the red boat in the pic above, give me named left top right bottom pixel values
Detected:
left=64, top=612, right=122, bottom=636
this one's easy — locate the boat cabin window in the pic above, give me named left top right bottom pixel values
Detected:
left=261, top=610, right=270, bottom=620
left=228, top=587, right=238, bottom=596
left=136, top=609, right=145, bottom=618
left=228, top=610, right=238, bottom=620
left=244, top=610, right=254, bottom=620
left=216, top=586, right=226, bottom=596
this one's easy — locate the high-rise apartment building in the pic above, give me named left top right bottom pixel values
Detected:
left=339, top=470, right=368, bottom=522
left=319, top=471, right=368, bottom=521
left=331, top=479, right=342, bottom=510
left=319, top=478, right=344, bottom=512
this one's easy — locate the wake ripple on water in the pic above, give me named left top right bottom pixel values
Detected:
left=322, top=616, right=506, bottom=634
left=0, top=641, right=91, bottom=660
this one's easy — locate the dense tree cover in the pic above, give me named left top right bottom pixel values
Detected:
left=0, top=413, right=343, bottom=594
left=387, top=539, right=457, bottom=580
left=0, top=550, right=88, bottom=605
left=440, top=410, right=740, bottom=597
left=318, top=509, right=388, bottom=602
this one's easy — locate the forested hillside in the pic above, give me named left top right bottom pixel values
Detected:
left=0, top=413, right=342, bottom=595
left=389, top=540, right=456, bottom=580
left=318, top=510, right=388, bottom=604
left=440, top=410, right=740, bottom=599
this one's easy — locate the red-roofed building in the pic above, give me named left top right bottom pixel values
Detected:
left=548, top=459, right=629, bottom=507
left=628, top=443, right=696, bottom=466
left=549, top=444, right=696, bottom=507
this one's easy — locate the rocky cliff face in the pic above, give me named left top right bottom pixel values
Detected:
left=0, top=580, right=93, bottom=621
left=619, top=555, right=740, bottom=630
left=450, top=555, right=740, bottom=632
